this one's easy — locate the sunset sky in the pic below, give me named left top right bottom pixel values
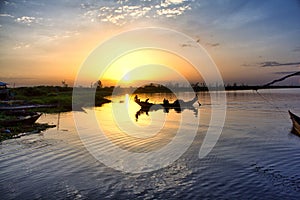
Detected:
left=0, top=0, right=300, bottom=87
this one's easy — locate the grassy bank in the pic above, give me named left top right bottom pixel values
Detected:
left=9, top=86, right=112, bottom=113
left=0, top=86, right=113, bottom=142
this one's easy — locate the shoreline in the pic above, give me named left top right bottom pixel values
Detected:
left=1, top=86, right=299, bottom=142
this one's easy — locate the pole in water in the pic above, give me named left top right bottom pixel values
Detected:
left=57, top=112, right=60, bottom=131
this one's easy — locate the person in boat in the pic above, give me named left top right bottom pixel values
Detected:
left=134, top=95, right=140, bottom=103
left=163, top=98, right=169, bottom=105
left=173, top=99, right=180, bottom=107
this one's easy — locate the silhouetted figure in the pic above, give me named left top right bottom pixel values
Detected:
left=134, top=95, right=140, bottom=102
left=135, top=108, right=150, bottom=122
left=163, top=98, right=169, bottom=105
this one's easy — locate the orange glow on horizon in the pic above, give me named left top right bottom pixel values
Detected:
left=100, top=49, right=202, bottom=87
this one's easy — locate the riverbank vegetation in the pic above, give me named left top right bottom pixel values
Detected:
left=6, top=84, right=300, bottom=112
left=8, top=86, right=112, bottom=113
left=0, top=86, right=113, bottom=141
left=4, top=84, right=300, bottom=112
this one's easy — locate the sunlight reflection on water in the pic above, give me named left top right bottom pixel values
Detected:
left=1, top=89, right=300, bottom=199
left=73, top=92, right=201, bottom=173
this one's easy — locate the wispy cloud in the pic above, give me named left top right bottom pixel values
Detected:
left=180, top=43, right=194, bottom=48
left=206, top=42, right=220, bottom=47
left=273, top=71, right=300, bottom=75
left=45, top=30, right=80, bottom=42
left=13, top=42, right=31, bottom=50
left=180, top=38, right=220, bottom=48
left=241, top=63, right=255, bottom=67
left=15, top=16, right=35, bottom=24
left=81, top=0, right=192, bottom=26
left=259, top=61, right=300, bottom=67
left=167, top=0, right=186, bottom=4
left=180, top=42, right=220, bottom=49
left=293, top=46, right=300, bottom=52
left=15, top=16, right=43, bottom=26
left=2, top=1, right=16, bottom=6
left=0, top=13, right=14, bottom=18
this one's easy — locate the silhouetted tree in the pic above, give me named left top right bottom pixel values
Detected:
left=94, top=80, right=102, bottom=89
left=62, top=80, right=68, bottom=87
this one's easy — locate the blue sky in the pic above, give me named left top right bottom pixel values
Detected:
left=0, top=0, right=299, bottom=86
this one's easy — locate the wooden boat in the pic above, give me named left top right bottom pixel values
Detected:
left=0, top=111, right=42, bottom=126
left=0, top=104, right=55, bottom=111
left=134, top=95, right=200, bottom=110
left=134, top=100, right=154, bottom=109
left=288, top=110, right=300, bottom=136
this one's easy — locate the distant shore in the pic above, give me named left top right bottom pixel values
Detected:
left=118, top=84, right=300, bottom=93
left=3, top=84, right=300, bottom=113
left=7, top=85, right=300, bottom=100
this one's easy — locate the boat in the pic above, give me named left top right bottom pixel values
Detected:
left=134, top=99, right=154, bottom=109
left=0, top=111, right=42, bottom=126
left=135, top=105, right=198, bottom=121
left=0, top=104, right=55, bottom=111
left=171, top=96, right=200, bottom=108
left=134, top=95, right=200, bottom=111
left=288, top=110, right=300, bottom=136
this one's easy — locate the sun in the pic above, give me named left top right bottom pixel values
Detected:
left=100, top=49, right=200, bottom=86
left=119, top=73, right=133, bottom=85
left=101, top=49, right=164, bottom=85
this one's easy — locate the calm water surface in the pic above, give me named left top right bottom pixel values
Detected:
left=1, top=89, right=300, bottom=199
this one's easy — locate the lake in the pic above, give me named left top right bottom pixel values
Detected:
left=1, top=89, right=300, bottom=199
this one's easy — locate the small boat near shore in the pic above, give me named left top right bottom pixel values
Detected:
left=288, top=110, right=300, bottom=136
left=0, top=111, right=42, bottom=126
left=0, top=104, right=55, bottom=111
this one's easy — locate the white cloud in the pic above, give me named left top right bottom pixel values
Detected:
left=15, top=16, right=35, bottom=24
left=81, top=0, right=192, bottom=26
left=15, top=16, right=43, bottom=26
left=0, top=13, right=14, bottom=18
left=13, top=42, right=31, bottom=50
left=167, top=0, right=185, bottom=4
left=156, top=5, right=191, bottom=17
left=43, top=30, right=80, bottom=42
left=3, top=1, right=16, bottom=6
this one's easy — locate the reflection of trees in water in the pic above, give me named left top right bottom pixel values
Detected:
left=135, top=106, right=198, bottom=122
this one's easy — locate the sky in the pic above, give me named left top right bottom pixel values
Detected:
left=0, top=0, right=300, bottom=87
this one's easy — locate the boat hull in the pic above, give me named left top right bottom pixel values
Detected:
left=0, top=112, right=42, bottom=126
left=135, top=96, right=199, bottom=111
left=288, top=110, right=300, bottom=136
left=0, top=104, right=55, bottom=111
